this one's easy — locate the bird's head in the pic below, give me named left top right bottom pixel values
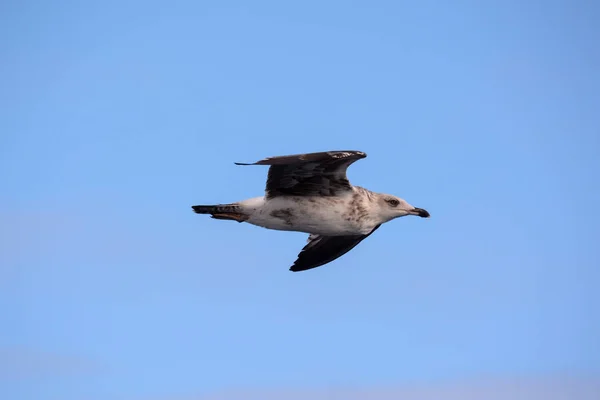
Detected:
left=375, top=194, right=430, bottom=222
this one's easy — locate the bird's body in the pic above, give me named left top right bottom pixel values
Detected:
left=192, top=150, right=429, bottom=272
left=237, top=186, right=380, bottom=236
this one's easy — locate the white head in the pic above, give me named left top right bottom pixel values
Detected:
left=375, top=193, right=430, bottom=223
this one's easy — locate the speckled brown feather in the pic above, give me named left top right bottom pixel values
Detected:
left=235, top=150, right=366, bottom=199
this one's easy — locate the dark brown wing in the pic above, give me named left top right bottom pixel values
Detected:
left=235, top=150, right=366, bottom=198
left=289, top=225, right=381, bottom=272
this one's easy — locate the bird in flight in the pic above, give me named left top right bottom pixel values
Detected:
left=192, top=150, right=430, bottom=272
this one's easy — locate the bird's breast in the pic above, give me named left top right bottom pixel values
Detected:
left=248, top=195, right=376, bottom=235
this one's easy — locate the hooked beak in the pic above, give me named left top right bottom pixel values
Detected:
left=411, top=207, right=430, bottom=218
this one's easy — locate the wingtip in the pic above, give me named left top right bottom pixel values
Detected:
left=289, top=262, right=303, bottom=272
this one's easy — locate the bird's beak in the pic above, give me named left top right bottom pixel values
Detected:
left=411, top=207, right=430, bottom=218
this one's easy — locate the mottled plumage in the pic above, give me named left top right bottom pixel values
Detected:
left=192, top=150, right=430, bottom=272
left=234, top=150, right=366, bottom=198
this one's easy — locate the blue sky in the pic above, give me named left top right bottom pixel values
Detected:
left=1, top=1, right=599, bottom=399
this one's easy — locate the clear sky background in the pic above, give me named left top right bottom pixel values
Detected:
left=1, top=1, right=599, bottom=399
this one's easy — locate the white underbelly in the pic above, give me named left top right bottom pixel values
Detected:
left=244, top=195, right=373, bottom=235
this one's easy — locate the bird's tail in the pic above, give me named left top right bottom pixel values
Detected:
left=191, top=204, right=248, bottom=223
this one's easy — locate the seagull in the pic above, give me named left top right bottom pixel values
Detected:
left=192, top=150, right=430, bottom=272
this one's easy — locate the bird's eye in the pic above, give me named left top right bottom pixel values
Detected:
left=386, top=199, right=400, bottom=207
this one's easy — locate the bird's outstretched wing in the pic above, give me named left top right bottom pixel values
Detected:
left=235, top=150, right=366, bottom=198
left=290, top=225, right=381, bottom=272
